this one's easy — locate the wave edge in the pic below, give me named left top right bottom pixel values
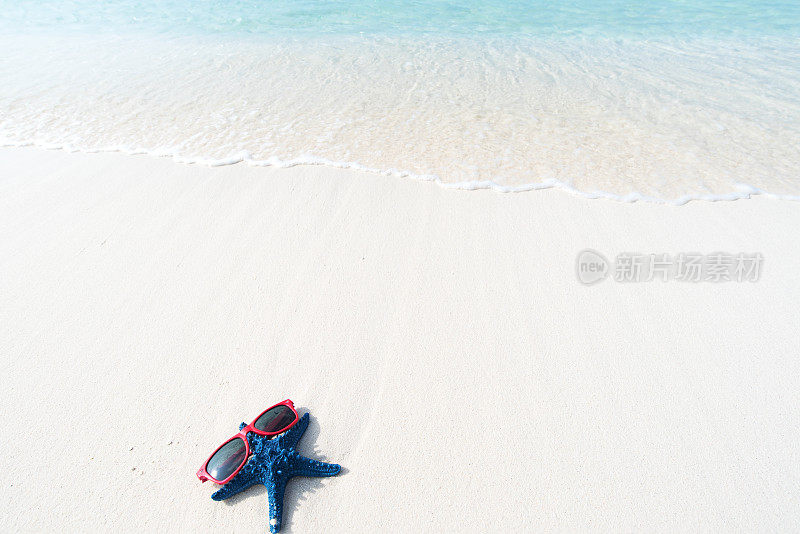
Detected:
left=3, top=139, right=799, bottom=206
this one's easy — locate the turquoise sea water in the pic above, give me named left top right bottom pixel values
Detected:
left=1, top=1, right=799, bottom=202
left=4, top=0, right=799, bottom=37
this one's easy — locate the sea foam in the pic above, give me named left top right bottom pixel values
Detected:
left=4, top=136, right=799, bottom=206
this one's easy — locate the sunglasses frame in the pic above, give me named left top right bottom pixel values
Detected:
left=196, top=399, right=299, bottom=484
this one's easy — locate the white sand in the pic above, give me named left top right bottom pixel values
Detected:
left=0, top=147, right=798, bottom=532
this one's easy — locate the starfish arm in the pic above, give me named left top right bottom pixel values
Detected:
left=291, top=455, right=341, bottom=478
left=266, top=477, right=287, bottom=533
left=211, top=469, right=260, bottom=501
left=279, top=413, right=309, bottom=449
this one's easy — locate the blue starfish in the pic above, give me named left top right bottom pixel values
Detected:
left=211, top=413, right=341, bottom=533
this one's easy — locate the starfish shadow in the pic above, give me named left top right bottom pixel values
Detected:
left=280, top=408, right=343, bottom=532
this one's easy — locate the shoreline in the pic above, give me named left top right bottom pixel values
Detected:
left=3, top=142, right=800, bottom=205
left=1, top=146, right=799, bottom=531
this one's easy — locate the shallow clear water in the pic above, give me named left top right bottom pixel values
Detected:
left=2, top=1, right=799, bottom=201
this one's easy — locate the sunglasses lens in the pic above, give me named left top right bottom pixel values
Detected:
left=254, top=405, right=296, bottom=433
left=206, top=437, right=247, bottom=482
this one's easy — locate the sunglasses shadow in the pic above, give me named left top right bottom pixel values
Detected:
left=221, top=408, right=346, bottom=532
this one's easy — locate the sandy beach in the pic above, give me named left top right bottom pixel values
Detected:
left=1, top=146, right=798, bottom=531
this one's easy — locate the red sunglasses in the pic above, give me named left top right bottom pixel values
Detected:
left=196, top=399, right=300, bottom=484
